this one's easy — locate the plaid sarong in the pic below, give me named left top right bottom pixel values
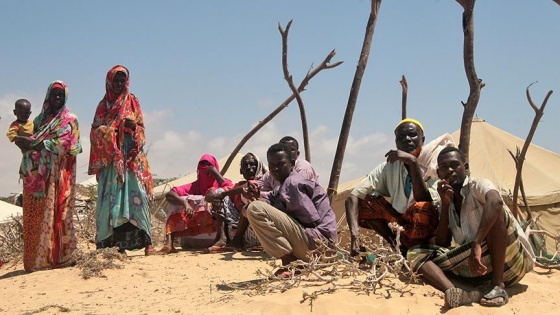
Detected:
left=407, top=209, right=534, bottom=287
left=358, top=195, right=439, bottom=249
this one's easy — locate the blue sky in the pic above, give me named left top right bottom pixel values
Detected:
left=0, top=0, right=558, bottom=197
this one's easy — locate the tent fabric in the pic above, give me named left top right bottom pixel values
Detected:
left=0, top=200, right=23, bottom=222
left=450, top=118, right=560, bottom=207
left=153, top=153, right=246, bottom=200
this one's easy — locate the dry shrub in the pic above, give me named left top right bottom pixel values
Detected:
left=220, top=226, right=418, bottom=311
left=0, top=215, right=24, bottom=267
left=74, top=247, right=127, bottom=279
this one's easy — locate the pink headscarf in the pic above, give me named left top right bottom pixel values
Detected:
left=171, top=154, right=231, bottom=196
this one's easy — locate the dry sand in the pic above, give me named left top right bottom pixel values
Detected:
left=1, top=247, right=559, bottom=315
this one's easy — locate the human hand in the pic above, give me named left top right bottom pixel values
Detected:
left=183, top=200, right=194, bottom=217
left=468, top=242, right=488, bottom=275
left=437, top=180, right=453, bottom=205
left=242, top=180, right=260, bottom=201
left=385, top=149, right=416, bottom=165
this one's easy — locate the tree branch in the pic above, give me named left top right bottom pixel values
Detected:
left=456, top=0, right=484, bottom=162
left=400, top=75, right=408, bottom=120
left=220, top=43, right=342, bottom=174
left=327, top=0, right=382, bottom=202
left=279, top=20, right=311, bottom=162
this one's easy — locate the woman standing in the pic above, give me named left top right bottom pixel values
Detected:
left=88, top=65, right=155, bottom=255
left=18, top=80, right=82, bottom=272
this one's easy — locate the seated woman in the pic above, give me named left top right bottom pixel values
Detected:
left=161, top=154, right=234, bottom=254
left=204, top=152, right=267, bottom=252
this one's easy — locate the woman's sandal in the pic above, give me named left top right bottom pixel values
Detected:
left=480, top=285, right=509, bottom=307
left=145, top=247, right=157, bottom=256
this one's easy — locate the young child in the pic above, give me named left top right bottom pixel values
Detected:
left=6, top=99, right=34, bottom=152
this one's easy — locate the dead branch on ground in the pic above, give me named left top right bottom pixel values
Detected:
left=219, top=224, right=419, bottom=310
left=455, top=0, right=485, bottom=161
left=279, top=20, right=311, bottom=162
left=327, top=0, right=382, bottom=202
left=0, top=215, right=24, bottom=267
left=509, top=83, right=553, bottom=219
left=400, top=75, right=408, bottom=119
left=220, top=34, right=342, bottom=175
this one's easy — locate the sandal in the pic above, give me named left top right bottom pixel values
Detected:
left=480, top=285, right=509, bottom=307
left=444, top=287, right=481, bottom=309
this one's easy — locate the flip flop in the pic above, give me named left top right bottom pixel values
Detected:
left=444, top=287, right=482, bottom=309
left=480, top=285, right=509, bottom=307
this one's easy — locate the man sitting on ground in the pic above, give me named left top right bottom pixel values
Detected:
left=259, top=136, right=319, bottom=193
left=345, top=118, right=440, bottom=255
left=408, top=147, right=534, bottom=308
left=244, top=143, right=338, bottom=277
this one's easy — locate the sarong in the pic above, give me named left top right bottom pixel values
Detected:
left=407, top=210, right=534, bottom=286
left=358, top=195, right=439, bottom=249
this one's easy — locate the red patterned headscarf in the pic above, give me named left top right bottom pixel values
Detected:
left=88, top=65, right=153, bottom=197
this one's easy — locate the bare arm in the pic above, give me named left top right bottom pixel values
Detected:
left=165, top=190, right=193, bottom=217
left=385, top=150, right=432, bottom=201
left=473, top=190, right=503, bottom=245
left=434, top=180, right=452, bottom=246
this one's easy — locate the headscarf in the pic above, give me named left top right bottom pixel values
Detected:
left=245, top=152, right=267, bottom=180
left=394, top=118, right=424, bottom=134
left=20, top=80, right=82, bottom=196
left=171, top=154, right=233, bottom=196
left=88, top=65, right=154, bottom=197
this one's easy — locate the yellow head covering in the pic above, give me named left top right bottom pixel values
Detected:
left=395, top=118, right=424, bottom=133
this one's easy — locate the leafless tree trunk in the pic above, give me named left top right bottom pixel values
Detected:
left=220, top=51, right=342, bottom=175
left=456, top=0, right=485, bottom=161
left=400, top=75, right=408, bottom=119
left=279, top=20, right=311, bottom=162
left=508, top=83, right=553, bottom=219
left=327, top=0, right=382, bottom=202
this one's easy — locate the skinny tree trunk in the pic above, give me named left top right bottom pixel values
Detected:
left=456, top=0, right=484, bottom=161
left=327, top=0, right=382, bottom=202
left=509, top=83, right=553, bottom=219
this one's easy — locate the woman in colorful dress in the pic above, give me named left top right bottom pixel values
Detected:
left=88, top=65, right=155, bottom=255
left=18, top=80, right=82, bottom=272
left=162, top=154, right=234, bottom=254
left=204, top=152, right=267, bottom=252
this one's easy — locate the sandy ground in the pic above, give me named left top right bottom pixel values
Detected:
left=1, top=247, right=559, bottom=315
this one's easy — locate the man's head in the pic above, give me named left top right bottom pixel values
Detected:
left=279, top=136, right=299, bottom=160
left=437, top=147, right=469, bottom=189
left=240, top=153, right=259, bottom=180
left=394, top=118, right=425, bottom=157
left=14, top=99, right=32, bottom=123
left=266, top=143, right=294, bottom=183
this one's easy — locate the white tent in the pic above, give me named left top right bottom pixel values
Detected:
left=0, top=200, right=23, bottom=223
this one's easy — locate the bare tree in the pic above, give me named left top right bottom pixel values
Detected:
left=400, top=75, right=408, bottom=119
left=456, top=0, right=485, bottom=161
left=279, top=20, right=311, bottom=162
left=220, top=47, right=342, bottom=175
left=327, top=0, right=382, bottom=202
left=508, top=83, right=553, bottom=219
